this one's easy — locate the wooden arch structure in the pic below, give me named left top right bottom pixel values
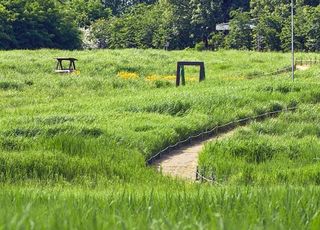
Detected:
left=176, top=61, right=205, bottom=87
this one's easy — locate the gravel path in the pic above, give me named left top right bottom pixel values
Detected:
left=154, top=130, right=237, bottom=181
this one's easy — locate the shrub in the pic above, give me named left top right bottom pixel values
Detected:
left=0, top=81, right=22, bottom=91
left=195, top=42, right=206, bottom=51
left=154, top=80, right=172, bottom=88
left=208, top=32, right=225, bottom=50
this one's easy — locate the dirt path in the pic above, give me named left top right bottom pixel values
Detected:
left=296, top=65, right=310, bottom=71
left=154, top=129, right=237, bottom=181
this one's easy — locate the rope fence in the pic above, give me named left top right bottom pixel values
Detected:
left=243, top=65, right=292, bottom=79
left=252, top=59, right=318, bottom=78
left=147, top=106, right=298, bottom=183
left=295, top=57, right=320, bottom=66
left=261, top=58, right=320, bottom=77
left=262, top=66, right=292, bottom=77
left=195, top=167, right=221, bottom=184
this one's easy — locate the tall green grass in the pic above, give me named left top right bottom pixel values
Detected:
left=199, top=105, right=320, bottom=185
left=1, top=185, right=320, bottom=230
left=1, top=49, right=320, bottom=228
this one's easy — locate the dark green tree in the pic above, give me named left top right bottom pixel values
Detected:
left=221, top=0, right=250, bottom=21
left=66, top=0, right=111, bottom=27
left=190, top=0, right=222, bottom=47
left=304, top=6, right=320, bottom=51
left=90, top=2, right=174, bottom=49
left=281, top=4, right=320, bottom=51
left=0, top=3, right=15, bottom=49
left=0, top=0, right=81, bottom=49
left=101, top=0, right=157, bottom=15
left=253, top=15, right=282, bottom=51
left=225, top=10, right=253, bottom=50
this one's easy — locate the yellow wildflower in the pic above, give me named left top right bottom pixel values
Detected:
left=145, top=74, right=198, bottom=82
left=117, top=71, right=139, bottom=80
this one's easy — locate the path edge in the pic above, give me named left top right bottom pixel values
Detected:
left=146, top=106, right=298, bottom=165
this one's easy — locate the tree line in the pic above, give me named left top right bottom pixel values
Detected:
left=0, top=0, right=319, bottom=51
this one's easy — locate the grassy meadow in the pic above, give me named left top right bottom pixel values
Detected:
left=1, top=49, right=320, bottom=229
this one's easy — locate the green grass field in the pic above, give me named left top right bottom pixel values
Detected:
left=199, top=105, right=320, bottom=186
left=1, top=49, right=320, bottom=229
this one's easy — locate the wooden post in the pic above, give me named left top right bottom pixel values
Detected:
left=200, top=63, right=205, bottom=81
left=196, top=166, right=199, bottom=181
left=181, top=66, right=185, bottom=86
left=176, top=62, right=181, bottom=87
left=211, top=172, right=214, bottom=182
left=59, top=60, right=63, bottom=70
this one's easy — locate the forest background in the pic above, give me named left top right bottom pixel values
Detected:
left=0, top=0, right=319, bottom=51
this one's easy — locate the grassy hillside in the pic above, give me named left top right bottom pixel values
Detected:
left=1, top=49, right=320, bottom=229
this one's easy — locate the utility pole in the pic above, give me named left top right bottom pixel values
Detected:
left=291, top=0, right=295, bottom=81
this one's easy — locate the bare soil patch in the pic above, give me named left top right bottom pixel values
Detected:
left=296, top=65, right=310, bottom=71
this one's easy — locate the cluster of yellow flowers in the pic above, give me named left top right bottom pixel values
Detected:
left=145, top=75, right=176, bottom=81
left=117, top=71, right=139, bottom=80
left=162, top=75, right=177, bottom=81
left=146, top=75, right=198, bottom=82
left=185, top=77, right=198, bottom=82
left=71, top=70, right=81, bottom=76
left=117, top=72, right=199, bottom=83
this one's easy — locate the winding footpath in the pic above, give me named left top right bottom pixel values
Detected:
left=154, top=130, right=237, bottom=181
left=152, top=107, right=298, bottom=181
